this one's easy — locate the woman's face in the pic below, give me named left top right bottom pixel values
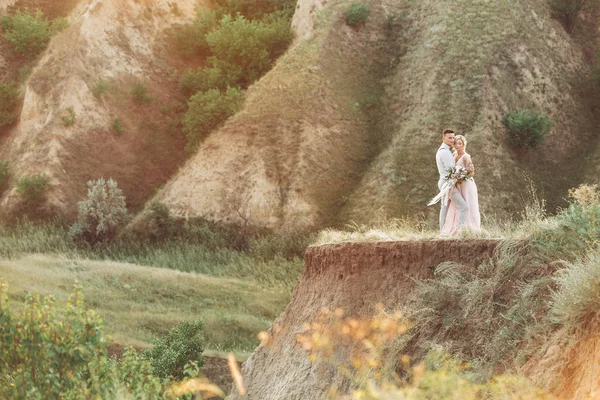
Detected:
left=455, top=139, right=464, bottom=152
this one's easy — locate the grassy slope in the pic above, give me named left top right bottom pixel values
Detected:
left=0, top=254, right=291, bottom=359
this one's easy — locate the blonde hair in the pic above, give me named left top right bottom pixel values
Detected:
left=454, top=134, right=467, bottom=151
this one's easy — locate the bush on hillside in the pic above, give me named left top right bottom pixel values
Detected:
left=16, top=173, right=51, bottom=204
left=69, top=178, right=128, bottom=244
left=180, top=65, right=231, bottom=94
left=1, top=9, right=67, bottom=59
left=212, top=0, right=296, bottom=20
left=0, top=161, right=10, bottom=195
left=345, top=3, right=370, bottom=27
left=205, top=13, right=293, bottom=88
left=0, top=82, right=18, bottom=127
left=131, top=82, right=154, bottom=104
left=175, top=9, right=219, bottom=57
left=548, top=0, right=591, bottom=34
left=142, top=320, right=205, bottom=379
left=501, top=110, right=553, bottom=149
left=183, top=86, right=244, bottom=150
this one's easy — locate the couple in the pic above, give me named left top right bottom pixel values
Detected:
left=434, top=128, right=480, bottom=236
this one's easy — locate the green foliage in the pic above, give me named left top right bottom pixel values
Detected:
left=0, top=81, right=18, bottom=127
left=61, top=106, right=76, bottom=127
left=142, top=320, right=205, bottom=379
left=205, top=13, right=293, bottom=87
left=69, top=178, right=128, bottom=245
left=131, top=82, right=154, bottom=105
left=212, top=0, right=296, bottom=20
left=175, top=9, right=219, bottom=57
left=345, top=3, right=370, bottom=26
left=548, top=0, right=590, bottom=34
left=111, top=118, right=123, bottom=133
left=1, top=9, right=50, bottom=59
left=180, top=65, right=229, bottom=94
left=501, top=110, right=553, bottom=149
left=0, top=281, right=114, bottom=398
left=92, top=79, right=110, bottom=98
left=49, top=16, right=69, bottom=36
left=0, top=161, right=9, bottom=195
left=0, top=281, right=174, bottom=399
left=15, top=173, right=51, bottom=204
left=183, top=86, right=244, bottom=150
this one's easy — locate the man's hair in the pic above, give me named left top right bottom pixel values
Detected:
left=442, top=129, right=455, bottom=136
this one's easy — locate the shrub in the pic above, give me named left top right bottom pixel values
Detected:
left=180, top=65, right=230, bottom=94
left=206, top=13, right=292, bottom=88
left=0, top=281, right=114, bottom=398
left=131, top=82, right=153, bottom=104
left=69, top=178, right=128, bottom=244
left=16, top=172, right=51, bottom=204
left=111, top=118, right=123, bottom=133
left=183, top=86, right=244, bottom=150
left=142, top=320, right=205, bottom=379
left=92, top=79, right=110, bottom=98
left=61, top=106, right=76, bottom=127
left=345, top=3, right=370, bottom=26
left=0, top=82, right=18, bottom=127
left=2, top=9, right=50, bottom=59
left=548, top=0, right=590, bottom=34
left=0, top=161, right=10, bottom=194
left=501, top=110, right=553, bottom=149
left=175, top=9, right=219, bottom=57
left=213, top=0, right=296, bottom=20
left=0, top=282, right=172, bottom=399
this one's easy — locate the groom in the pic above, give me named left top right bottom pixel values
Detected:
left=436, top=129, right=468, bottom=233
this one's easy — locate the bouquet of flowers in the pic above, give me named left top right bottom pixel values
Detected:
left=427, top=165, right=473, bottom=206
left=444, top=165, right=473, bottom=183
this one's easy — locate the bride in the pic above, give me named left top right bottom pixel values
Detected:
left=442, top=135, right=481, bottom=235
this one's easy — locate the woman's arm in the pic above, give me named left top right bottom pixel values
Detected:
left=465, top=154, right=475, bottom=177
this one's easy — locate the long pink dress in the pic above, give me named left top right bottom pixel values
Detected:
left=442, top=153, right=481, bottom=236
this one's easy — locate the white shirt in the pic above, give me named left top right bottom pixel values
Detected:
left=436, top=143, right=454, bottom=189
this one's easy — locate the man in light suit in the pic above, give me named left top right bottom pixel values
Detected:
left=436, top=129, right=468, bottom=233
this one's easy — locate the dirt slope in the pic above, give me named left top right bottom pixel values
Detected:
left=228, top=239, right=499, bottom=399
left=0, top=0, right=200, bottom=218
left=158, top=0, right=599, bottom=232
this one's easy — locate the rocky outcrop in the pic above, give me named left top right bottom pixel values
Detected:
left=229, top=239, right=499, bottom=399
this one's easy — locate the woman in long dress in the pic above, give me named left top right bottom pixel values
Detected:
left=442, top=135, right=481, bottom=235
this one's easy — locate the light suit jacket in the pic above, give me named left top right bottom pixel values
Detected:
left=436, top=143, right=454, bottom=191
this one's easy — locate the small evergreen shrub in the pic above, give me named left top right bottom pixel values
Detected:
left=183, top=86, right=244, bottom=150
left=111, top=118, right=123, bottom=133
left=548, top=0, right=590, bottom=34
left=206, top=13, right=293, bottom=87
left=501, top=110, right=553, bottom=149
left=0, top=161, right=10, bottom=194
left=142, top=320, right=205, bottom=379
left=180, top=65, right=229, bottom=94
left=92, top=79, right=110, bottom=98
left=2, top=9, right=50, bottom=59
left=131, top=82, right=153, bottom=104
left=345, top=3, right=370, bottom=26
left=69, top=178, right=127, bottom=244
left=0, top=82, right=18, bottom=126
left=16, top=173, right=51, bottom=204
left=61, top=106, right=76, bottom=127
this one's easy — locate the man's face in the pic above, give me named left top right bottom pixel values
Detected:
left=443, top=133, right=455, bottom=147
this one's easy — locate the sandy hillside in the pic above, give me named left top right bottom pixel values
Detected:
left=0, top=0, right=201, bottom=218
left=158, top=0, right=599, bottom=232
